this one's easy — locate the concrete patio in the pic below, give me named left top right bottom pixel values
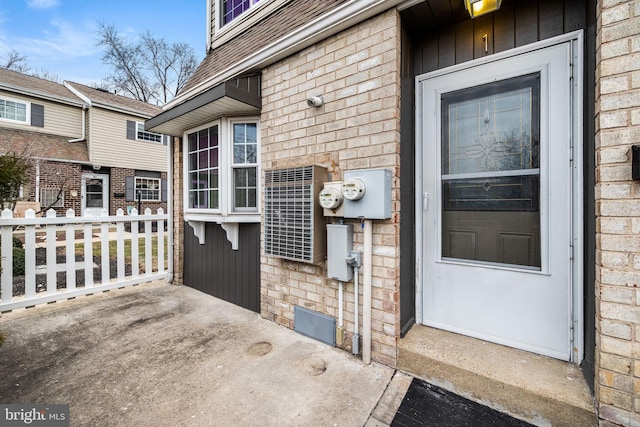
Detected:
left=0, top=282, right=401, bottom=426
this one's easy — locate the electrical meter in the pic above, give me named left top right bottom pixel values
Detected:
left=318, top=187, right=343, bottom=209
left=342, top=178, right=366, bottom=201
left=342, top=168, right=392, bottom=219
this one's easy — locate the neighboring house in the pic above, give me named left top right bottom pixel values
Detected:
left=0, top=68, right=168, bottom=216
left=147, top=1, right=638, bottom=425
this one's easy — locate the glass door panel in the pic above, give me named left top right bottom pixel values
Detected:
left=441, top=73, right=541, bottom=268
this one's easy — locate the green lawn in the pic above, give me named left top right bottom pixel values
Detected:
left=75, top=236, right=168, bottom=269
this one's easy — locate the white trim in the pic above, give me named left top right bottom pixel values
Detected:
left=570, top=33, right=584, bottom=363
left=81, top=173, right=110, bottom=217
left=0, top=94, right=30, bottom=125
left=164, top=0, right=407, bottom=111
left=63, top=82, right=92, bottom=104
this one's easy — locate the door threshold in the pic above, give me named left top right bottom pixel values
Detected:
left=397, top=324, right=597, bottom=426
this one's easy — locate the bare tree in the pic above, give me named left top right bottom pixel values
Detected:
left=31, top=69, right=61, bottom=83
left=98, top=24, right=198, bottom=104
left=2, top=50, right=30, bottom=74
left=1, top=51, right=61, bottom=82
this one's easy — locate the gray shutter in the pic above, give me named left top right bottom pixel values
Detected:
left=125, top=176, right=135, bottom=201
left=126, top=120, right=136, bottom=140
left=162, top=135, right=169, bottom=146
left=31, top=104, right=44, bottom=127
left=161, top=179, right=168, bottom=202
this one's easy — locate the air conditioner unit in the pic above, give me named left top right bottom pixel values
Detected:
left=264, top=165, right=327, bottom=263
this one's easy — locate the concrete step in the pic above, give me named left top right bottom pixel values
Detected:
left=397, top=325, right=598, bottom=427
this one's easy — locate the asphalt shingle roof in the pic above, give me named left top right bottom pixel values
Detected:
left=65, top=81, right=162, bottom=117
left=0, top=67, right=81, bottom=104
left=179, top=0, right=348, bottom=96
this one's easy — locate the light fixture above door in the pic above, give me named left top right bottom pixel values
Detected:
left=464, top=0, right=502, bottom=18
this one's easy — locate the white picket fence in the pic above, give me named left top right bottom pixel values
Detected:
left=0, top=207, right=168, bottom=311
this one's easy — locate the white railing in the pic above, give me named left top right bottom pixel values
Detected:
left=0, top=207, right=168, bottom=311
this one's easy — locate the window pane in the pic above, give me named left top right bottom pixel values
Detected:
left=16, top=103, right=26, bottom=122
left=188, top=132, right=198, bottom=152
left=234, top=167, right=257, bottom=209
left=222, top=0, right=253, bottom=25
left=198, top=129, right=208, bottom=150
left=209, top=171, right=219, bottom=189
left=6, top=102, right=16, bottom=120
left=209, top=146, right=218, bottom=168
left=197, top=191, right=207, bottom=209
left=233, top=123, right=257, bottom=163
left=189, top=172, right=201, bottom=190
left=442, top=75, right=539, bottom=175
left=235, top=188, right=246, bottom=208
left=210, top=189, right=219, bottom=209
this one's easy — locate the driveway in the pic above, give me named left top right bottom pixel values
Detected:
left=0, top=282, right=396, bottom=426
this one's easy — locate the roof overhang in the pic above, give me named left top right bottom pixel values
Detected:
left=145, top=75, right=261, bottom=136
left=0, top=82, right=85, bottom=108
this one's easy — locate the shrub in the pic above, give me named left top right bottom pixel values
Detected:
left=13, top=236, right=23, bottom=248
left=13, top=247, right=25, bottom=276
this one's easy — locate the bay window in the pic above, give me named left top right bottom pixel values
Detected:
left=185, top=118, right=259, bottom=221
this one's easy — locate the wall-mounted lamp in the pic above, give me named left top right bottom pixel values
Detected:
left=464, top=0, right=502, bottom=18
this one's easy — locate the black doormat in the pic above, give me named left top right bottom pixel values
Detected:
left=391, top=378, right=533, bottom=427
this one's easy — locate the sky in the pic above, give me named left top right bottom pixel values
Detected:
left=0, top=0, right=206, bottom=86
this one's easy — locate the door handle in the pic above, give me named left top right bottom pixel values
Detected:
left=423, top=193, right=429, bottom=211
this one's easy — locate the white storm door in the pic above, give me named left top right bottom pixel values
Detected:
left=82, top=173, right=109, bottom=217
left=419, top=41, right=575, bottom=360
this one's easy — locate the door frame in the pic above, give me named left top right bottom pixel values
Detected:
left=415, top=31, right=584, bottom=362
left=81, top=173, right=110, bottom=216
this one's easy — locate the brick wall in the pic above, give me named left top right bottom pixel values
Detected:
left=173, top=136, right=184, bottom=286
left=109, top=167, right=167, bottom=216
left=26, top=160, right=82, bottom=215
left=595, top=0, right=640, bottom=425
left=260, top=10, right=401, bottom=367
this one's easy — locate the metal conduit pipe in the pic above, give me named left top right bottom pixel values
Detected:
left=363, top=219, right=372, bottom=365
left=352, top=264, right=360, bottom=355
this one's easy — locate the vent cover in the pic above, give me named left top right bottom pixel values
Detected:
left=264, top=165, right=327, bottom=263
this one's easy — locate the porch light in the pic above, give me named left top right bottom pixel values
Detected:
left=464, top=0, right=502, bottom=18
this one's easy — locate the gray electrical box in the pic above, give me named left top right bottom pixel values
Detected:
left=343, top=168, right=392, bottom=219
left=327, top=224, right=353, bottom=281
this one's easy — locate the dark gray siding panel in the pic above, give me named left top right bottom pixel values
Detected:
left=399, top=24, right=415, bottom=337
left=183, top=222, right=260, bottom=313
